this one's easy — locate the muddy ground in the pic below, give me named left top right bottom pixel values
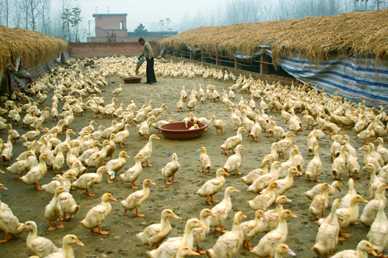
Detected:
left=0, top=74, right=374, bottom=258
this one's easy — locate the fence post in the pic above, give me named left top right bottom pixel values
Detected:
left=234, top=57, right=237, bottom=70
left=260, top=55, right=269, bottom=75
left=200, top=52, right=203, bottom=64
left=215, top=52, right=219, bottom=66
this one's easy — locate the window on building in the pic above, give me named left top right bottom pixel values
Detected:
left=120, top=22, right=123, bottom=30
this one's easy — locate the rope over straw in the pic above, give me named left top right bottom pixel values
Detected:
left=0, top=26, right=68, bottom=73
left=161, top=10, right=388, bottom=64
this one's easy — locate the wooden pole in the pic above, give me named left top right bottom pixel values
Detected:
left=215, top=52, right=219, bottom=66
left=234, top=57, right=237, bottom=70
left=200, top=52, right=203, bottom=64
left=260, top=55, right=265, bottom=75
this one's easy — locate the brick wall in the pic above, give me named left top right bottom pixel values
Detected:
left=69, top=42, right=143, bottom=58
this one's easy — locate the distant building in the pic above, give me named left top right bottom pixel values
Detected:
left=88, top=13, right=177, bottom=43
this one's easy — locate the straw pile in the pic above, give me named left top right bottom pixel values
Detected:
left=161, top=10, right=388, bottom=63
left=0, top=26, right=67, bottom=73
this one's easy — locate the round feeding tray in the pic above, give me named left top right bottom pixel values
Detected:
left=123, top=76, right=142, bottom=84
left=159, top=122, right=208, bottom=140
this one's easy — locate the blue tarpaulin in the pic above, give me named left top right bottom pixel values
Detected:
left=266, top=51, right=388, bottom=106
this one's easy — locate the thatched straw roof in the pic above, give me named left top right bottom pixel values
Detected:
left=0, top=26, right=67, bottom=73
left=161, top=10, right=388, bottom=63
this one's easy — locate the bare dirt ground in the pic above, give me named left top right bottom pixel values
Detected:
left=0, top=74, right=373, bottom=258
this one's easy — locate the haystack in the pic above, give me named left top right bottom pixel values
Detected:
left=0, top=26, right=67, bottom=73
left=161, top=10, right=388, bottom=63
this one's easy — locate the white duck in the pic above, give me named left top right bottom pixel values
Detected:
left=161, top=153, right=181, bottom=186
left=367, top=201, right=388, bottom=252
left=121, top=179, right=155, bottom=217
left=135, top=134, right=160, bottom=167
left=24, top=221, right=59, bottom=257
left=223, top=144, right=243, bottom=175
left=119, top=155, right=144, bottom=189
left=44, top=234, right=84, bottom=258
left=197, top=168, right=228, bottom=205
left=329, top=240, right=380, bottom=258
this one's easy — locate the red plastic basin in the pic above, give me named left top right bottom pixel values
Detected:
left=159, top=122, right=208, bottom=140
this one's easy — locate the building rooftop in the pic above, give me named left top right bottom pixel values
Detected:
left=93, top=13, right=127, bottom=17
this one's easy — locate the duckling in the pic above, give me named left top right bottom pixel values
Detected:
left=176, top=246, right=200, bottom=258
left=112, top=85, right=123, bottom=96
left=223, top=144, right=243, bottom=175
left=309, top=183, right=331, bottom=219
left=57, top=190, right=79, bottom=221
left=248, top=162, right=281, bottom=193
left=112, top=124, right=130, bottom=147
left=80, top=192, right=117, bottom=235
left=210, top=186, right=240, bottom=233
left=138, top=116, right=156, bottom=138
left=199, top=146, right=212, bottom=174
left=376, top=137, right=388, bottom=164
left=105, top=151, right=129, bottom=182
left=24, top=221, right=59, bottom=257
left=280, top=146, right=304, bottom=176
left=6, top=151, right=36, bottom=175
left=263, top=195, right=293, bottom=232
left=307, top=129, right=325, bottom=153
left=241, top=210, right=266, bottom=250
left=347, top=151, right=361, bottom=179
left=147, top=218, right=203, bottom=258
left=212, top=115, right=225, bottom=135
left=72, top=166, right=108, bottom=197
left=194, top=208, right=215, bottom=253
left=220, top=127, right=244, bottom=155
left=274, top=244, right=296, bottom=258
left=305, top=144, right=322, bottom=182
left=206, top=211, right=246, bottom=258
left=137, top=209, right=180, bottom=248
left=367, top=200, right=388, bottom=252
left=188, top=123, right=200, bottom=130
left=42, top=171, right=77, bottom=194
left=176, top=96, right=185, bottom=112
left=251, top=209, right=297, bottom=258
left=135, top=134, right=160, bottom=167
left=249, top=118, right=262, bottom=142
left=20, top=153, right=49, bottom=191
left=305, top=181, right=341, bottom=200
left=119, top=155, right=144, bottom=189
left=197, top=168, right=228, bottom=205
left=361, top=184, right=388, bottom=226
left=248, top=182, right=278, bottom=210
left=275, top=167, right=298, bottom=195
left=44, top=186, right=65, bottom=231
left=161, top=153, right=180, bottom=186
left=313, top=199, right=341, bottom=257
left=261, top=148, right=280, bottom=169
left=330, top=240, right=380, bottom=258
left=1, top=136, right=13, bottom=161
left=121, top=179, right=155, bottom=218
left=332, top=146, right=348, bottom=180
left=44, top=234, right=84, bottom=258
left=0, top=198, right=24, bottom=243
left=241, top=167, right=268, bottom=185
left=336, top=195, right=368, bottom=240
left=271, top=132, right=295, bottom=157
left=340, top=178, right=358, bottom=208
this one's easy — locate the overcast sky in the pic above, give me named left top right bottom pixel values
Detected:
left=53, top=0, right=225, bottom=31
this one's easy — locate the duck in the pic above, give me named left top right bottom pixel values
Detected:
left=307, top=129, right=325, bottom=153
left=250, top=209, right=297, bottom=258
left=275, top=167, right=298, bottom=195
left=24, top=221, right=59, bottom=257
left=263, top=195, right=293, bottom=232
left=223, top=144, right=243, bottom=175
left=274, top=244, right=296, bottom=258
left=121, top=179, right=155, bottom=218
left=211, top=115, right=225, bottom=135
left=197, top=168, right=228, bottom=205
left=119, top=155, right=144, bottom=189
left=241, top=167, right=268, bottom=185
left=249, top=118, right=262, bottom=142
left=176, top=246, right=200, bottom=258
left=305, top=181, right=341, bottom=200
left=44, top=186, right=66, bottom=231
left=57, top=190, right=79, bottom=222
left=376, top=137, right=388, bottom=164
left=72, top=166, right=108, bottom=197
left=210, top=186, right=240, bottom=233
left=138, top=116, right=156, bottom=138
left=241, top=210, right=266, bottom=250
left=313, top=198, right=341, bottom=257
left=136, top=209, right=180, bottom=248
left=44, top=234, right=84, bottom=258
left=279, top=146, right=304, bottom=176
left=0, top=197, right=25, bottom=243
left=6, top=150, right=37, bottom=175
left=1, top=135, right=13, bottom=161
left=367, top=200, right=388, bottom=252
left=135, top=134, right=160, bottom=167
left=305, top=144, right=322, bottom=182
left=248, top=182, right=278, bottom=210
left=340, top=178, right=358, bottom=208
left=206, top=211, right=246, bottom=258
left=193, top=208, right=215, bottom=253
left=329, top=240, right=380, bottom=258
left=199, top=146, right=212, bottom=174
left=105, top=150, right=129, bottom=182
left=336, top=195, right=368, bottom=239
left=361, top=184, right=388, bottom=226
left=147, top=218, right=204, bottom=258
left=161, top=153, right=181, bottom=186
left=248, top=162, right=281, bottom=193
left=80, top=192, right=117, bottom=235
left=309, top=183, right=331, bottom=219
left=112, top=124, right=130, bottom=147
left=332, top=146, right=348, bottom=180
left=20, top=153, right=49, bottom=191
left=220, top=127, right=244, bottom=155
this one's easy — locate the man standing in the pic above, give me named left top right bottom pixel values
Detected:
left=136, top=37, right=157, bottom=84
